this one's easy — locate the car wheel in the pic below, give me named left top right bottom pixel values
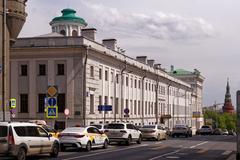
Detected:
left=126, top=135, right=132, bottom=146
left=157, top=134, right=161, bottom=141
left=103, top=140, right=108, bottom=149
left=17, top=147, right=26, bottom=160
left=185, top=134, right=188, bottom=138
left=85, top=141, right=91, bottom=152
left=137, top=135, right=142, bottom=144
left=50, top=143, right=59, bottom=157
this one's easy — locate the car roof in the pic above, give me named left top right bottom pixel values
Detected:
left=0, top=122, right=38, bottom=127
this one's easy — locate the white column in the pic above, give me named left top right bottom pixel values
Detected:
left=67, top=58, right=74, bottom=118
left=48, top=60, right=55, bottom=85
left=29, top=60, right=36, bottom=118
left=10, top=61, right=18, bottom=117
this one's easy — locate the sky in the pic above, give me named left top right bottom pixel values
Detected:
left=19, top=0, right=240, bottom=107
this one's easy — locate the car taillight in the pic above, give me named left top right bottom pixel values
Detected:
left=120, top=130, right=127, bottom=133
left=75, top=135, right=85, bottom=138
left=149, top=130, right=155, bottom=133
left=8, top=127, right=15, bottom=145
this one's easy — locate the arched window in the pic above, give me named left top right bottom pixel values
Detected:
left=72, top=30, right=78, bottom=37
left=60, top=30, right=66, bottom=36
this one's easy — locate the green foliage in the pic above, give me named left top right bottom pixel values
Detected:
left=203, top=110, right=236, bottom=130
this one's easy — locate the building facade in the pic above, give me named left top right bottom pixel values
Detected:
left=0, top=0, right=27, bottom=121
left=10, top=9, right=202, bottom=131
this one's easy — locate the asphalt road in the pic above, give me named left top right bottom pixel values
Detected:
left=1, top=135, right=236, bottom=160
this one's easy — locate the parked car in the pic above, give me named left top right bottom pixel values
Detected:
left=140, top=125, right=167, bottom=141
left=59, top=126, right=108, bottom=151
left=41, top=125, right=60, bottom=138
left=213, top=128, right=223, bottom=135
left=0, top=122, right=59, bottom=160
left=199, top=125, right=213, bottom=135
left=228, top=130, right=236, bottom=136
left=171, top=124, right=192, bottom=138
left=104, top=123, right=142, bottom=145
left=222, top=129, right=229, bottom=135
left=90, top=124, right=108, bottom=132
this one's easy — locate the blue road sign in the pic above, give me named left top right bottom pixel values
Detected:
left=124, top=108, right=129, bottom=114
left=46, top=106, right=58, bottom=118
left=98, top=105, right=112, bottom=111
left=48, top=98, right=57, bottom=106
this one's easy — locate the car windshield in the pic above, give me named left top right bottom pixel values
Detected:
left=202, top=126, right=210, bottom=128
left=91, top=125, right=102, bottom=129
left=142, top=125, right=155, bottom=129
left=0, top=126, right=7, bottom=137
left=108, top=124, right=124, bottom=129
left=62, top=127, right=85, bottom=133
left=42, top=125, right=56, bottom=132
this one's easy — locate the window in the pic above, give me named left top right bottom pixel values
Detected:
left=130, top=78, right=133, bottom=88
left=126, top=99, right=128, bottom=109
left=37, top=127, right=48, bottom=137
left=149, top=83, right=151, bottom=91
left=57, top=93, right=65, bottom=113
left=127, top=124, right=134, bottom=129
left=21, top=65, right=27, bottom=76
left=90, top=94, right=94, bottom=114
left=38, top=94, right=46, bottom=113
left=105, top=70, right=108, bottom=81
left=116, top=74, right=119, bottom=84
left=111, top=72, right=114, bottom=82
left=90, top=66, right=94, bottom=77
left=0, top=126, right=7, bottom=137
left=126, top=77, right=129, bottom=86
left=27, top=126, right=39, bottom=137
left=57, top=64, right=64, bottom=75
left=99, top=68, right=102, bottom=79
left=72, top=30, right=78, bottom=37
left=115, top=98, right=119, bottom=114
left=60, top=30, right=66, bottom=36
left=99, top=95, right=102, bottom=113
left=14, top=127, right=27, bottom=137
left=104, top=96, right=108, bottom=105
left=138, top=101, right=141, bottom=115
left=134, top=100, right=137, bottom=115
left=20, top=94, right=28, bottom=113
left=134, top=79, right=137, bottom=88
left=145, top=101, right=147, bottom=115
left=145, top=82, right=148, bottom=90
left=138, top=80, right=141, bottom=89
left=39, top=64, right=46, bottom=76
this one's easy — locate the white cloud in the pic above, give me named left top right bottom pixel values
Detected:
left=82, top=1, right=215, bottom=41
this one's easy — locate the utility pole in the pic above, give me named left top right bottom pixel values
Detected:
left=236, top=91, right=240, bottom=159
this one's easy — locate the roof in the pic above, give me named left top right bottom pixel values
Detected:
left=50, top=8, right=87, bottom=26
left=169, top=69, right=193, bottom=75
left=36, top=32, right=64, bottom=38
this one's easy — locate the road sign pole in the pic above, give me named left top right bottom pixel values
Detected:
left=236, top=91, right=240, bottom=159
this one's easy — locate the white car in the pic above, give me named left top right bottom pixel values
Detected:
left=104, top=123, right=142, bottom=145
left=90, top=124, right=108, bottom=132
left=199, top=125, right=213, bottom=135
left=0, top=122, right=59, bottom=160
left=59, top=126, right=109, bottom=151
left=140, top=125, right=167, bottom=141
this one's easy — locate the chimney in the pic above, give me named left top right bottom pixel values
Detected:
left=102, top=39, right=117, bottom=51
left=136, top=56, right=147, bottom=64
left=147, top=60, right=155, bottom=67
left=81, top=28, right=97, bottom=41
left=154, top=64, right=161, bottom=69
left=170, top=65, right=174, bottom=72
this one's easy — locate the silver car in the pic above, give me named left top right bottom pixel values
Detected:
left=140, top=125, right=167, bottom=141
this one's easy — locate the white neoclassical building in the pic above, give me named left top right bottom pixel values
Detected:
left=10, top=8, right=204, bottom=131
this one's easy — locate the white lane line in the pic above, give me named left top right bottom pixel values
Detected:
left=148, top=150, right=180, bottom=160
left=154, top=142, right=162, bottom=145
left=222, top=151, right=232, bottom=155
left=62, top=144, right=149, bottom=160
left=189, top=141, right=208, bottom=149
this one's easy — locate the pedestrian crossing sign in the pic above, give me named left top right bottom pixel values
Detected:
left=46, top=106, right=58, bottom=119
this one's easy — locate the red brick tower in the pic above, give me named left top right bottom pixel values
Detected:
left=222, top=79, right=234, bottom=113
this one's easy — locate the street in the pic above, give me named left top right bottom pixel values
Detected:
left=1, top=135, right=235, bottom=160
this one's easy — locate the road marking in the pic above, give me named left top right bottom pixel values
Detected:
left=154, top=142, right=162, bottom=145
left=62, top=144, right=149, bottom=160
left=166, top=156, right=180, bottom=159
left=150, top=145, right=166, bottom=150
left=148, top=150, right=180, bottom=160
left=222, top=151, right=232, bottom=155
left=189, top=141, right=208, bottom=149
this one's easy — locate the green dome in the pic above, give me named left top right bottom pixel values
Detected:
left=50, top=8, right=87, bottom=26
